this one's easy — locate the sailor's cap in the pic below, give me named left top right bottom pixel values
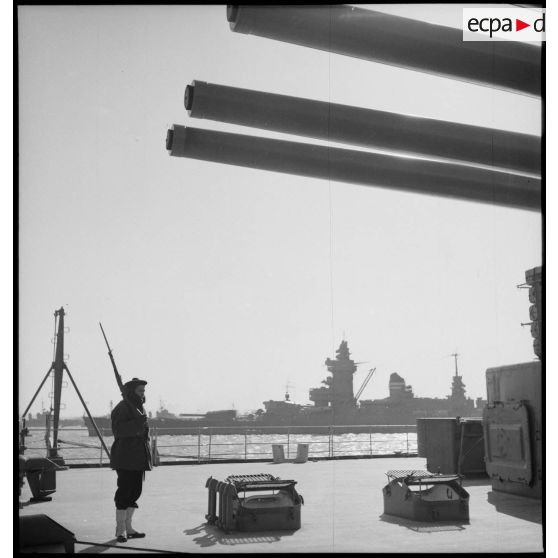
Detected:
left=123, top=377, right=148, bottom=389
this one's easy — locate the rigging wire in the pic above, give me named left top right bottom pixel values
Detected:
left=327, top=5, right=335, bottom=357
left=327, top=10, right=337, bottom=553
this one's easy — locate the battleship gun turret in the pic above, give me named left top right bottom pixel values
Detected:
left=184, top=80, right=540, bottom=176
left=167, top=6, right=541, bottom=211
left=227, top=5, right=541, bottom=96
left=166, top=125, right=540, bottom=211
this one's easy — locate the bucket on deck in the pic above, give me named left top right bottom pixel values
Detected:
left=294, top=443, right=309, bottom=463
left=20, top=457, right=68, bottom=502
left=272, top=444, right=285, bottom=463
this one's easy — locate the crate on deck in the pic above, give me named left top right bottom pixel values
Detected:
left=383, top=470, right=470, bottom=522
left=205, top=473, right=304, bottom=532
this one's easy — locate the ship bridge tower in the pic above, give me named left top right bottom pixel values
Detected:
left=449, top=353, right=467, bottom=402
left=309, top=340, right=357, bottom=410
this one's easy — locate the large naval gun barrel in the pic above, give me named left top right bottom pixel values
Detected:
left=185, top=81, right=541, bottom=176
left=227, top=5, right=541, bottom=97
left=166, top=125, right=540, bottom=211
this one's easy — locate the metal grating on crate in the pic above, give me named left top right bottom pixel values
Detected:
left=386, top=470, right=462, bottom=484
left=386, top=470, right=432, bottom=479
left=226, top=474, right=278, bottom=484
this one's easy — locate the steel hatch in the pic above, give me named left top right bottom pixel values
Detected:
left=483, top=401, right=532, bottom=485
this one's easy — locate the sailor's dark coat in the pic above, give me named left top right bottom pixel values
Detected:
left=109, top=399, right=152, bottom=471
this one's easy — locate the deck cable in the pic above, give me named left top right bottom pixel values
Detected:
left=74, top=539, right=182, bottom=553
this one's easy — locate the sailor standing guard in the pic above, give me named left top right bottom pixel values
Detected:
left=110, top=378, right=153, bottom=542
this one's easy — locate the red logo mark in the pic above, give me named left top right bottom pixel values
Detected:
left=516, top=19, right=530, bottom=31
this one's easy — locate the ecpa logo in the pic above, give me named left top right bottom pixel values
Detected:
left=463, top=8, right=545, bottom=42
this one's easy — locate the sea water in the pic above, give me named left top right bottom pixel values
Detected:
left=22, top=427, right=417, bottom=465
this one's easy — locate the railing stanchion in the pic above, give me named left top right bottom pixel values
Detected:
left=406, top=430, right=409, bottom=454
left=287, top=429, right=290, bottom=460
left=244, top=431, right=248, bottom=461
left=208, top=429, right=212, bottom=462
left=154, top=426, right=158, bottom=465
left=198, top=427, right=201, bottom=463
left=369, top=428, right=372, bottom=456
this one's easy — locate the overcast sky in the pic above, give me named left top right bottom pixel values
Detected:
left=18, top=4, right=542, bottom=418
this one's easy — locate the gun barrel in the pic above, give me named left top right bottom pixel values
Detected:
left=185, top=80, right=541, bottom=176
left=99, top=323, right=124, bottom=394
left=99, top=322, right=111, bottom=351
left=166, top=125, right=540, bottom=211
left=227, top=5, right=541, bottom=96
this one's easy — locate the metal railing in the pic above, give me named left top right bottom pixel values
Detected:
left=21, top=425, right=418, bottom=467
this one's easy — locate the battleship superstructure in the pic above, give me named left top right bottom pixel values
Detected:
left=84, top=340, right=484, bottom=436
left=258, top=341, right=483, bottom=428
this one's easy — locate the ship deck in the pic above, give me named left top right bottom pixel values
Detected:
left=19, top=456, right=543, bottom=554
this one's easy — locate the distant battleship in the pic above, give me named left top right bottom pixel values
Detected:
left=83, top=340, right=485, bottom=436
left=25, top=408, right=82, bottom=428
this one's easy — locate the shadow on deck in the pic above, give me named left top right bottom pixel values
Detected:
left=183, top=523, right=296, bottom=548
left=379, top=513, right=469, bottom=533
left=487, top=490, right=542, bottom=524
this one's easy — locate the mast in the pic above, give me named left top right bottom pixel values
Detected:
left=50, top=307, right=66, bottom=459
left=449, top=353, right=467, bottom=401
left=451, top=352, right=459, bottom=376
left=21, top=307, right=111, bottom=463
left=284, top=382, right=291, bottom=401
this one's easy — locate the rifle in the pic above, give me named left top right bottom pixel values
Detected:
left=99, top=322, right=125, bottom=396
left=99, top=324, right=149, bottom=445
left=99, top=322, right=147, bottom=423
